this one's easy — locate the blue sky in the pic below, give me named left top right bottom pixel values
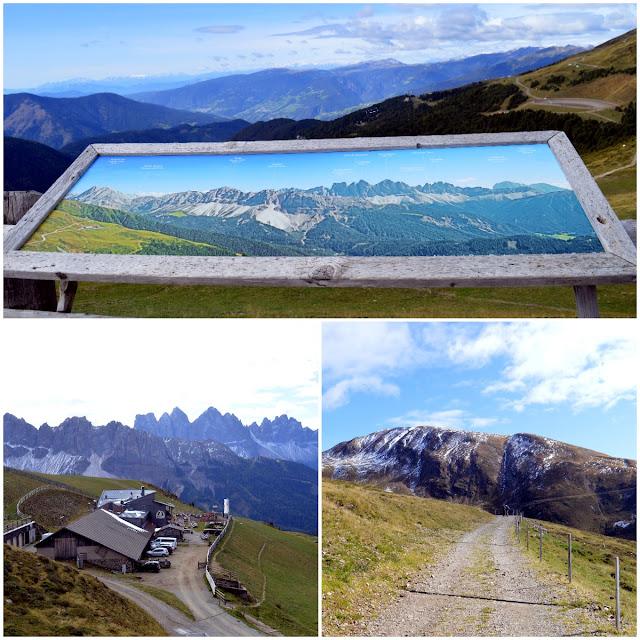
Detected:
left=69, top=144, right=572, bottom=195
left=322, top=321, right=637, bottom=459
left=4, top=3, right=637, bottom=87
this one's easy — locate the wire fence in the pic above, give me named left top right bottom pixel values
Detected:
left=512, top=514, right=629, bottom=633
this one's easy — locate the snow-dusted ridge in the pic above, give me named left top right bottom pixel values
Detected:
left=323, top=425, right=636, bottom=538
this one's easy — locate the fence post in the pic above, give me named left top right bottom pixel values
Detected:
left=615, top=557, right=620, bottom=631
left=526, top=523, right=529, bottom=550
left=568, top=533, right=572, bottom=583
left=539, top=530, right=543, bottom=562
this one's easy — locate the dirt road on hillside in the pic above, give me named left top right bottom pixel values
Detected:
left=93, top=536, right=265, bottom=637
left=366, top=517, right=605, bottom=637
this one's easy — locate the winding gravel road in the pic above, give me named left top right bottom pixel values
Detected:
left=93, top=535, right=265, bottom=637
left=366, top=517, right=605, bottom=637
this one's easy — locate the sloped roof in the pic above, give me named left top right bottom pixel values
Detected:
left=97, top=488, right=155, bottom=508
left=64, top=509, right=152, bottom=560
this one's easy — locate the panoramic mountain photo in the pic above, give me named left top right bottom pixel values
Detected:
left=20, top=145, right=602, bottom=258
left=322, top=321, right=637, bottom=636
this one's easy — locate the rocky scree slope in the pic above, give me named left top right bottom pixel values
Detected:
left=323, top=426, right=636, bottom=538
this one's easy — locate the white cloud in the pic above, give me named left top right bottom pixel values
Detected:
left=323, top=376, right=400, bottom=411
left=323, top=322, right=432, bottom=410
left=446, top=322, right=637, bottom=413
left=323, top=322, right=421, bottom=381
left=388, top=408, right=500, bottom=431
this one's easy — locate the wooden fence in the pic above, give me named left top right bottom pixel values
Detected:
left=204, top=515, right=233, bottom=603
left=16, top=485, right=49, bottom=517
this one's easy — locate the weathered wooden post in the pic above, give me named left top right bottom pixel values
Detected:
left=4, top=191, right=57, bottom=312
left=568, top=533, right=572, bottom=583
left=615, top=557, right=620, bottom=632
left=539, top=529, right=543, bottom=562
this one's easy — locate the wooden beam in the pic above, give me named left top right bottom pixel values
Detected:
left=3, top=251, right=636, bottom=289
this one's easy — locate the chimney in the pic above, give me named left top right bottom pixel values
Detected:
left=93, top=500, right=97, bottom=511
left=141, top=486, right=146, bottom=496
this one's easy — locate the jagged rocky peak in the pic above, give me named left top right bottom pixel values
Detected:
left=129, top=405, right=317, bottom=468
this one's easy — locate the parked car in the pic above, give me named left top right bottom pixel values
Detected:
left=139, top=560, right=160, bottom=573
left=146, top=547, right=169, bottom=557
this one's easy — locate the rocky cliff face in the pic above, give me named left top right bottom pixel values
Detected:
left=3, top=413, right=318, bottom=534
left=323, top=426, right=636, bottom=539
left=134, top=406, right=318, bottom=469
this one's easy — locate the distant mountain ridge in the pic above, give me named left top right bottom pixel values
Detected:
left=4, top=413, right=318, bottom=534
left=134, top=406, right=318, bottom=468
left=323, top=426, right=636, bottom=538
left=129, top=46, right=586, bottom=122
left=66, top=178, right=598, bottom=256
left=3, top=92, right=223, bottom=148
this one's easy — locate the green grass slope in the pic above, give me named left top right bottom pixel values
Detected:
left=516, top=518, right=636, bottom=634
left=3, top=545, right=168, bottom=636
left=213, top=517, right=317, bottom=636
left=3, top=468, right=44, bottom=514
left=518, top=29, right=636, bottom=104
left=22, top=208, right=237, bottom=256
left=322, top=479, right=495, bottom=636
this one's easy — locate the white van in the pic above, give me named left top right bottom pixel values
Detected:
left=152, top=536, right=177, bottom=552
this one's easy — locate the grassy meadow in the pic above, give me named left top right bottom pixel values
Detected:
left=213, top=517, right=318, bottom=636
left=515, top=518, right=636, bottom=635
left=3, top=545, right=168, bottom=636
left=322, top=479, right=495, bottom=636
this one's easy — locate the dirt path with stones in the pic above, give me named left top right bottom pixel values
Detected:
left=366, top=516, right=601, bottom=637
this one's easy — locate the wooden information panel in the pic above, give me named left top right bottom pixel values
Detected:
left=3, top=132, right=636, bottom=316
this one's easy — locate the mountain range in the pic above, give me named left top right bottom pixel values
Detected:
left=3, top=93, right=223, bottom=148
left=3, top=412, right=318, bottom=534
left=63, top=177, right=600, bottom=257
left=323, top=426, right=636, bottom=539
left=134, top=406, right=318, bottom=468
left=129, top=46, right=585, bottom=122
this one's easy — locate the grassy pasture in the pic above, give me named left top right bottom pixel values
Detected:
left=71, top=280, right=636, bottom=318
left=214, top=517, right=318, bottom=636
